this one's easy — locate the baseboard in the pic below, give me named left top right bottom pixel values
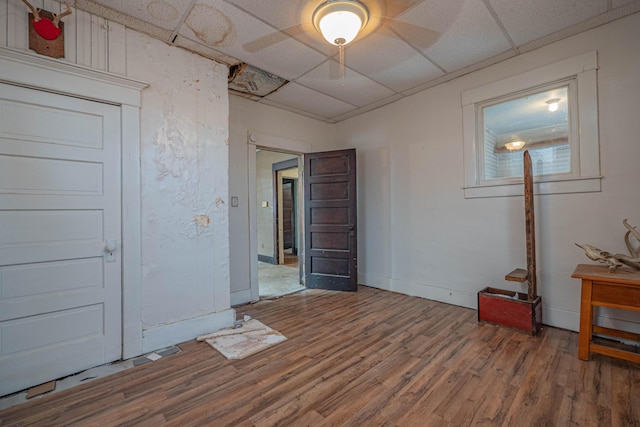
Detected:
left=358, top=273, right=477, bottom=309
left=359, top=273, right=640, bottom=335
left=258, top=255, right=275, bottom=264
left=542, top=307, right=579, bottom=332
left=231, top=289, right=254, bottom=306
left=142, top=309, right=235, bottom=353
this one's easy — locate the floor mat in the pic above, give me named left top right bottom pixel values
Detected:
left=196, top=319, right=287, bottom=360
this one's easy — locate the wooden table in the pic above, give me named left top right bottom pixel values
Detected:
left=572, top=264, right=640, bottom=363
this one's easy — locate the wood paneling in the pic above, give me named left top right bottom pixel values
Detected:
left=1, top=285, right=639, bottom=425
left=2, top=3, right=124, bottom=73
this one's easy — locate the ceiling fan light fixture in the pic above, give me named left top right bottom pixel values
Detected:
left=313, top=0, right=369, bottom=46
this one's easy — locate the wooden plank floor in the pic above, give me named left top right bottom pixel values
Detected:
left=2, top=285, right=640, bottom=426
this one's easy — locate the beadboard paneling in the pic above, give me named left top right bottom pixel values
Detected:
left=2, top=0, right=125, bottom=75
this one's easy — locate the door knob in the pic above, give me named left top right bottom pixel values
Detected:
left=105, top=240, right=117, bottom=263
left=105, top=240, right=117, bottom=252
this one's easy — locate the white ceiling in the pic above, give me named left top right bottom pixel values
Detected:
left=73, top=0, right=640, bottom=123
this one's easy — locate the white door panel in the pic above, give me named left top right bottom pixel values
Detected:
left=0, top=83, right=122, bottom=396
left=0, top=155, right=103, bottom=195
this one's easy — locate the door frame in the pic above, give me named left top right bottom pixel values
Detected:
left=247, top=132, right=311, bottom=302
left=0, top=47, right=148, bottom=359
left=272, top=157, right=299, bottom=265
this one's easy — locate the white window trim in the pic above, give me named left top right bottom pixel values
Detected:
left=462, top=51, right=601, bottom=198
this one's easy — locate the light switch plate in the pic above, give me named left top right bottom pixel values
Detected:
left=261, top=201, right=269, bottom=208
left=231, top=196, right=238, bottom=207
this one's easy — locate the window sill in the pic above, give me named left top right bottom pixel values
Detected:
left=463, top=176, right=602, bottom=198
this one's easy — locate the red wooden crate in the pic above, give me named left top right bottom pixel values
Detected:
left=478, top=287, right=542, bottom=335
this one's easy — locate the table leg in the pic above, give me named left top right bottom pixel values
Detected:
left=578, top=279, right=593, bottom=360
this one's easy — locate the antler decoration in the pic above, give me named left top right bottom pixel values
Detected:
left=575, top=243, right=625, bottom=272
left=52, top=1, right=73, bottom=28
left=21, top=0, right=40, bottom=21
left=576, top=219, right=640, bottom=271
left=623, top=218, right=640, bottom=258
left=22, top=0, right=72, bottom=40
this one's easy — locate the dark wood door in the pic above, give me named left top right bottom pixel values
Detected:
left=304, top=149, right=357, bottom=291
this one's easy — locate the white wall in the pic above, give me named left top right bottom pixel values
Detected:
left=336, top=12, right=640, bottom=333
left=125, top=32, right=233, bottom=351
left=1, top=1, right=234, bottom=354
left=228, top=96, right=335, bottom=304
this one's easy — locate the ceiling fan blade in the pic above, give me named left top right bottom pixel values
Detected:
left=242, top=24, right=307, bottom=53
left=379, top=0, right=422, bottom=19
left=384, top=19, right=440, bottom=50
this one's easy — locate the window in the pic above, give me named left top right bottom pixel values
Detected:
left=481, top=82, right=574, bottom=182
left=462, top=52, right=601, bottom=198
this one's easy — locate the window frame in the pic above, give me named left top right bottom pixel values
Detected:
left=462, top=51, right=601, bottom=198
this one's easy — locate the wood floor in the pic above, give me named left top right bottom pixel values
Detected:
left=2, top=285, right=639, bottom=426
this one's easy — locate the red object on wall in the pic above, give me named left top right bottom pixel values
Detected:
left=478, top=287, right=542, bottom=335
left=32, top=18, right=61, bottom=40
left=28, top=11, right=65, bottom=59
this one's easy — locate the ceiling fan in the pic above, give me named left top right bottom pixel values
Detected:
left=241, top=0, right=439, bottom=83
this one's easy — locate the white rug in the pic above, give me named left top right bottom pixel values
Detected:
left=196, top=319, right=287, bottom=360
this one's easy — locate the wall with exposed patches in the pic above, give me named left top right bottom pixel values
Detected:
left=335, top=13, right=640, bottom=334
left=125, top=31, right=232, bottom=351
left=1, top=2, right=234, bottom=354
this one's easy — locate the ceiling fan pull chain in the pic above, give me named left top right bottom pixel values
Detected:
left=339, top=44, right=345, bottom=87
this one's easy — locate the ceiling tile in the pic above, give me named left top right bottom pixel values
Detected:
left=397, top=0, right=512, bottom=72
left=332, top=93, right=405, bottom=122
left=488, top=0, right=608, bottom=46
left=173, top=36, right=238, bottom=65
left=264, top=83, right=357, bottom=120
left=89, top=0, right=190, bottom=30
left=225, top=0, right=309, bottom=30
left=297, top=60, right=397, bottom=107
left=178, top=0, right=326, bottom=80
left=225, top=0, right=334, bottom=57
left=346, top=27, right=444, bottom=92
left=74, top=0, right=640, bottom=123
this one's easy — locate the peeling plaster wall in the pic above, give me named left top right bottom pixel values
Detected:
left=125, top=31, right=231, bottom=332
left=228, top=96, right=335, bottom=304
left=336, top=13, right=640, bottom=333
left=1, top=4, right=233, bottom=354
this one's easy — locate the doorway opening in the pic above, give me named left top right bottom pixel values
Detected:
left=256, top=148, right=304, bottom=298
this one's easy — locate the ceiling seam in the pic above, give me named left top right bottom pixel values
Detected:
left=481, top=0, right=518, bottom=51
left=385, top=25, right=447, bottom=74
left=168, top=0, right=198, bottom=45
left=293, top=81, right=361, bottom=109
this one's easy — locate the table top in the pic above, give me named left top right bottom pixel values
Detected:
left=572, top=264, right=640, bottom=285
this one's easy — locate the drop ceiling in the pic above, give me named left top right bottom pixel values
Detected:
left=72, top=0, right=640, bottom=123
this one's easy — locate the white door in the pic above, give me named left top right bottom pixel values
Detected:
left=0, top=83, right=122, bottom=396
